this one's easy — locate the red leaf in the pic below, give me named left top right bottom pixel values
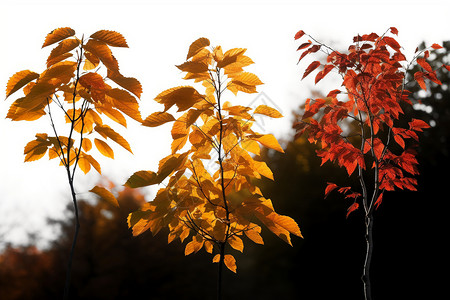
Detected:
left=297, top=42, right=312, bottom=51
left=295, top=30, right=305, bottom=40
left=383, top=36, right=401, bottom=51
left=431, top=43, right=443, bottom=50
left=374, top=192, right=383, bottom=210
left=346, top=202, right=359, bottom=218
left=327, top=89, right=341, bottom=98
left=409, top=119, right=430, bottom=132
left=444, top=65, right=450, bottom=72
left=390, top=27, right=399, bottom=35
left=302, top=61, right=321, bottom=80
left=414, top=71, right=427, bottom=90
left=417, top=58, right=432, bottom=72
left=324, top=182, right=338, bottom=198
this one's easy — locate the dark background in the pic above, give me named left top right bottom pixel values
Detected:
left=0, top=42, right=448, bottom=300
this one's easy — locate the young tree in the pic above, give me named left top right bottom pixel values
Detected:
left=112, top=38, right=302, bottom=299
left=293, top=28, right=448, bottom=300
left=5, top=27, right=142, bottom=299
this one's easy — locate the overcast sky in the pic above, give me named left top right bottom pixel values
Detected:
left=1, top=0, right=449, bottom=248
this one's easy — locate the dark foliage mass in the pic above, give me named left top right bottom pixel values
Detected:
left=0, top=42, right=448, bottom=299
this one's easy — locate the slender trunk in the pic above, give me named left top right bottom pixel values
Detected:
left=217, top=242, right=225, bottom=300
left=362, top=212, right=374, bottom=300
left=63, top=175, right=80, bottom=300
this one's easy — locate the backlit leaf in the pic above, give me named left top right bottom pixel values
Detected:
left=253, top=105, right=283, bottom=118
left=90, top=186, right=119, bottom=207
left=187, top=37, right=210, bottom=60
left=224, top=254, right=237, bottom=273
left=46, top=38, right=79, bottom=66
left=155, top=86, right=204, bottom=112
left=90, top=30, right=128, bottom=47
left=5, top=70, right=39, bottom=99
left=107, top=70, right=142, bottom=98
left=125, top=170, right=159, bottom=188
left=84, top=39, right=119, bottom=72
left=42, top=27, right=76, bottom=48
left=94, top=124, right=132, bottom=153
left=302, top=61, right=321, bottom=80
left=94, top=138, right=114, bottom=158
left=249, top=134, right=284, bottom=153
left=142, top=112, right=176, bottom=127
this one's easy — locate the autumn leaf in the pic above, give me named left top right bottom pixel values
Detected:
left=294, top=30, right=305, bottom=40
left=187, top=37, right=210, bottom=59
left=42, top=27, right=76, bottom=48
left=5, top=70, right=40, bottom=99
left=125, top=170, right=159, bottom=188
left=142, top=111, right=176, bottom=127
left=249, top=134, right=284, bottom=153
left=84, top=39, right=119, bottom=72
left=155, top=86, right=204, bottom=112
left=94, top=138, right=114, bottom=158
left=302, top=61, right=321, bottom=80
left=90, top=186, right=119, bottom=207
left=90, top=30, right=129, bottom=47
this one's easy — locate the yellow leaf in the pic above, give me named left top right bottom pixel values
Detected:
left=184, top=235, right=204, bottom=255
left=240, top=139, right=260, bottom=156
left=228, top=81, right=257, bottom=95
left=12, top=83, right=55, bottom=119
left=187, top=37, right=210, bottom=60
left=270, top=214, right=303, bottom=238
left=142, top=111, right=175, bottom=127
left=81, top=138, right=92, bottom=151
left=155, top=86, right=204, bottom=112
left=90, top=30, right=128, bottom=47
left=47, top=53, right=73, bottom=69
left=127, top=210, right=153, bottom=236
left=46, top=38, right=80, bottom=66
left=176, top=61, right=208, bottom=73
left=94, top=138, right=114, bottom=158
left=245, top=227, right=264, bottom=245
left=232, top=72, right=263, bottom=86
left=224, top=254, right=237, bottom=273
left=78, top=155, right=91, bottom=174
left=213, top=45, right=224, bottom=62
left=39, top=61, right=77, bottom=86
left=228, top=235, right=244, bottom=252
left=84, top=154, right=101, bottom=174
left=249, top=134, right=284, bottom=153
left=83, top=39, right=119, bottom=72
left=125, top=170, right=159, bottom=188
left=217, top=48, right=247, bottom=68
left=252, top=160, right=274, bottom=180
left=90, top=186, right=119, bottom=207
left=94, top=124, right=132, bottom=153
left=253, top=104, right=283, bottom=118
left=107, top=70, right=142, bottom=98
left=5, top=70, right=39, bottom=99
left=42, top=27, right=76, bottom=48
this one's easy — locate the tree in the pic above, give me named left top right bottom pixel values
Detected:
left=293, top=28, right=448, bottom=300
left=5, top=27, right=142, bottom=299
left=100, top=38, right=302, bottom=299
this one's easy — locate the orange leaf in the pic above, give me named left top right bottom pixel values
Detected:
left=90, top=30, right=128, bottom=47
left=324, top=182, right=338, bottom=198
left=142, top=111, right=175, bottom=127
left=302, top=61, right=321, bottom=80
left=431, top=43, right=443, bottom=50
left=224, top=254, right=237, bottom=273
left=94, top=138, right=114, bottom=158
left=5, top=70, right=39, bottom=99
left=42, top=27, right=76, bottom=48
left=187, top=37, right=210, bottom=60
left=90, top=186, right=119, bottom=207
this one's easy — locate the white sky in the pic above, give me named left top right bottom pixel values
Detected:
left=1, top=0, right=449, bottom=247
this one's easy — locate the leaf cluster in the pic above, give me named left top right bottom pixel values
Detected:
left=6, top=27, right=142, bottom=174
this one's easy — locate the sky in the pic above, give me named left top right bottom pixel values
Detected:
left=0, top=0, right=449, bottom=248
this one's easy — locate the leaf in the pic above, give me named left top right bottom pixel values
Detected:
left=294, top=30, right=305, bottom=40
left=23, top=136, right=50, bottom=162
left=302, top=61, right=321, bottom=80
left=253, top=105, right=283, bottom=118
left=417, top=58, right=432, bottom=72
left=94, top=138, right=114, bottom=158
left=187, top=37, right=210, bottom=60
left=155, top=86, right=204, bottom=112
left=414, top=71, right=427, bottom=90
left=106, top=88, right=142, bottom=122
left=107, top=70, right=142, bottom=98
left=224, top=254, right=237, bottom=273
left=84, top=39, right=119, bottom=72
left=390, top=27, right=399, bottom=35
left=46, top=38, right=80, bottom=66
left=383, top=36, right=401, bottom=51
left=324, top=182, right=338, bottom=198
left=244, top=228, right=264, bottom=245
left=232, top=72, right=263, bottom=86
left=90, top=30, right=128, bottom=47
left=90, top=186, right=119, bottom=207
left=42, top=27, right=76, bottom=48
left=125, top=170, right=159, bottom=188
left=249, top=134, right=284, bottom=153
left=431, top=43, right=443, bottom=50
left=5, top=70, right=39, bottom=99
left=94, top=124, right=132, bottom=153
left=142, top=112, right=176, bottom=127
left=409, top=119, right=430, bottom=132
left=346, top=202, right=359, bottom=218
